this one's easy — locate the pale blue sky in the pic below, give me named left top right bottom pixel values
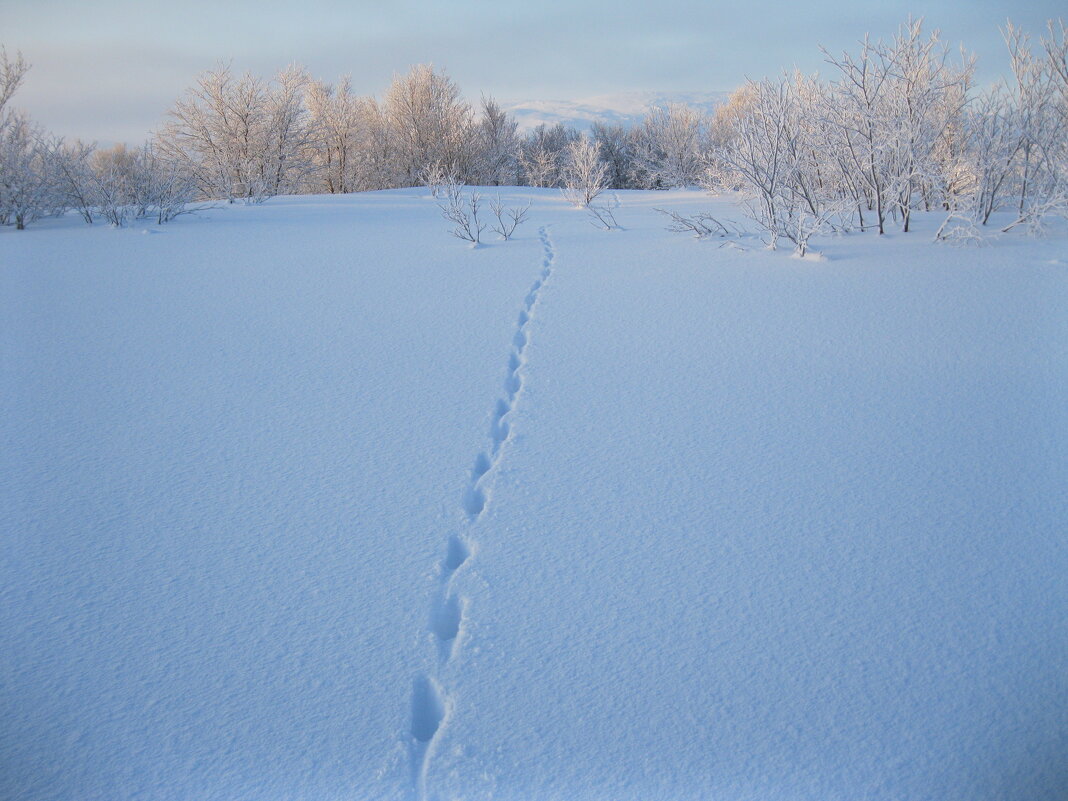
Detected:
left=2, top=0, right=1064, bottom=143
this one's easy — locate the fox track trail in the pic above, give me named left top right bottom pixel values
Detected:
left=406, top=225, right=557, bottom=801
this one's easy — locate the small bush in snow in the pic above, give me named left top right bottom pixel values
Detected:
left=438, top=187, right=486, bottom=245
left=489, top=194, right=530, bottom=240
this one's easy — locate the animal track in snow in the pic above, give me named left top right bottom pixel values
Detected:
left=444, top=534, right=470, bottom=572
left=408, top=673, right=447, bottom=801
left=407, top=226, right=556, bottom=800
left=410, top=674, right=446, bottom=743
left=505, top=368, right=522, bottom=397
left=431, top=595, right=461, bottom=641
left=431, top=594, right=463, bottom=662
left=470, top=453, right=491, bottom=482
left=462, top=485, right=486, bottom=519
left=491, top=399, right=511, bottom=448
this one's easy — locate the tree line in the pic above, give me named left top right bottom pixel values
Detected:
left=702, top=19, right=1068, bottom=251
left=1, top=18, right=1065, bottom=244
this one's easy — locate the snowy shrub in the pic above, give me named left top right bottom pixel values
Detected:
left=655, top=208, right=739, bottom=238
left=422, top=161, right=462, bottom=199
left=489, top=194, right=530, bottom=240
left=438, top=187, right=486, bottom=245
left=585, top=202, right=619, bottom=231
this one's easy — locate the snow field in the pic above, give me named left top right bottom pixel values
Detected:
left=2, top=189, right=1067, bottom=801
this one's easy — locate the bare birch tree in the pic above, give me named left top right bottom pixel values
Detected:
left=562, top=135, right=608, bottom=207
left=633, top=103, right=706, bottom=188
left=384, top=64, right=474, bottom=185
left=474, top=96, right=519, bottom=186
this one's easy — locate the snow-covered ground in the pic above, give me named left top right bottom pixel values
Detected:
left=2, top=189, right=1066, bottom=801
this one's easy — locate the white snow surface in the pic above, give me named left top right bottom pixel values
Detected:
left=2, top=189, right=1067, bottom=801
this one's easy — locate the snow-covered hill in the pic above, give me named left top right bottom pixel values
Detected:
left=502, top=90, right=731, bottom=132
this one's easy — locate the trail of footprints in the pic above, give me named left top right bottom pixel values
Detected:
left=408, top=226, right=556, bottom=800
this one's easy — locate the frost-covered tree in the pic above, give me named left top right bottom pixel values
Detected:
left=139, top=145, right=197, bottom=224
left=519, top=144, right=557, bottom=188
left=0, top=50, right=62, bottom=230
left=305, top=76, right=364, bottom=194
left=473, top=96, right=519, bottom=186
left=704, top=84, right=757, bottom=191
left=157, top=66, right=268, bottom=201
left=923, top=77, right=973, bottom=212
left=935, top=20, right=1066, bottom=232
left=696, top=17, right=1068, bottom=246
left=880, top=20, right=974, bottom=231
left=820, top=35, right=899, bottom=234
left=0, top=46, right=29, bottom=119
left=709, top=73, right=847, bottom=254
left=633, top=103, right=706, bottom=188
left=51, top=139, right=97, bottom=223
left=349, top=97, right=401, bottom=190
left=562, top=134, right=608, bottom=207
left=95, top=144, right=150, bottom=220
left=818, top=20, right=975, bottom=232
left=0, top=113, right=56, bottom=229
left=1001, top=22, right=1066, bottom=226
left=1041, top=19, right=1068, bottom=208
left=1046, top=20, right=1068, bottom=91
left=53, top=143, right=194, bottom=227
left=519, top=123, right=578, bottom=187
left=591, top=122, right=638, bottom=189
left=81, top=144, right=188, bottom=225
left=262, top=64, right=315, bottom=196
left=384, top=64, right=474, bottom=185
left=711, top=78, right=793, bottom=245
left=157, top=64, right=314, bottom=202
left=961, top=85, right=1019, bottom=224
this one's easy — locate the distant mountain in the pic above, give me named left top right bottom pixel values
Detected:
left=501, top=91, right=732, bottom=133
